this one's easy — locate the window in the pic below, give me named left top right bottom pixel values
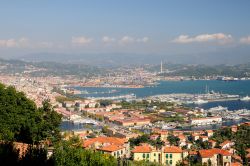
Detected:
left=143, top=153, right=145, bottom=158
left=147, top=154, right=149, bottom=158
left=170, top=160, right=172, bottom=164
left=154, top=153, right=156, bottom=156
left=166, top=154, right=168, bottom=158
left=170, top=154, right=172, bottom=158
left=166, top=160, right=168, bottom=164
left=121, top=150, right=123, bottom=154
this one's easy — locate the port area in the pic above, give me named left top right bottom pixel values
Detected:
left=146, top=92, right=240, bottom=104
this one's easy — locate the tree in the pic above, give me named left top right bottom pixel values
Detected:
left=21, top=145, right=49, bottom=166
left=51, top=137, right=117, bottom=166
left=37, top=100, right=62, bottom=144
left=167, top=135, right=180, bottom=146
left=0, top=142, right=19, bottom=166
left=176, top=161, right=185, bottom=166
left=0, top=83, right=62, bottom=144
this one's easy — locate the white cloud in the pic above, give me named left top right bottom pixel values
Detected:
left=119, top=36, right=149, bottom=45
left=102, top=36, right=116, bottom=43
left=136, top=37, right=149, bottom=43
left=120, top=36, right=135, bottom=44
left=240, top=36, right=250, bottom=44
left=0, top=37, right=30, bottom=48
left=172, top=33, right=233, bottom=44
left=71, top=36, right=93, bottom=46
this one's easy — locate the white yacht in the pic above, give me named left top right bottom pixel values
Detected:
left=240, top=96, right=250, bottom=101
left=208, top=106, right=228, bottom=112
left=193, top=99, right=208, bottom=104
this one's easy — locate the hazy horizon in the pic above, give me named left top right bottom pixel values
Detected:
left=1, top=0, right=250, bottom=65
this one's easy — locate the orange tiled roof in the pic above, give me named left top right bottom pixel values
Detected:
left=189, top=151, right=198, bottom=155
left=231, top=162, right=242, bottom=166
left=83, top=136, right=126, bottom=148
left=178, top=135, right=186, bottom=140
left=246, top=148, right=250, bottom=153
left=208, top=140, right=216, bottom=143
left=206, top=130, right=213, bottom=133
left=232, top=155, right=242, bottom=162
left=199, top=148, right=231, bottom=158
left=99, top=144, right=124, bottom=152
left=200, top=136, right=208, bottom=139
left=220, top=140, right=233, bottom=147
left=164, top=146, right=182, bottom=153
left=132, top=145, right=152, bottom=153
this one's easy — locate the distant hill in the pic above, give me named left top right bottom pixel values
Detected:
left=1, top=58, right=250, bottom=78
left=0, top=58, right=105, bottom=77
left=8, top=45, right=250, bottom=66
left=147, top=63, right=250, bottom=78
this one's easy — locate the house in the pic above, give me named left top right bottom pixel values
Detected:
left=190, top=117, right=222, bottom=126
left=99, top=144, right=126, bottom=158
left=200, top=136, right=209, bottom=142
left=231, top=125, right=238, bottom=132
left=220, top=140, right=234, bottom=150
left=208, top=140, right=217, bottom=148
left=198, top=148, right=232, bottom=166
left=75, top=101, right=87, bottom=109
left=150, top=134, right=160, bottom=141
left=163, top=146, right=183, bottom=166
left=83, top=136, right=130, bottom=158
left=192, top=133, right=200, bottom=141
left=113, top=118, right=151, bottom=127
left=232, top=155, right=243, bottom=164
left=132, top=145, right=183, bottom=165
left=178, top=135, right=187, bottom=147
left=231, top=162, right=242, bottom=166
left=132, top=144, right=155, bottom=162
left=63, top=101, right=75, bottom=108
left=206, top=130, right=214, bottom=137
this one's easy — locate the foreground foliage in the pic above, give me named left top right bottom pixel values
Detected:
left=0, top=83, right=62, bottom=144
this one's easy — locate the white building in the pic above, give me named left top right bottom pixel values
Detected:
left=190, top=117, right=222, bottom=126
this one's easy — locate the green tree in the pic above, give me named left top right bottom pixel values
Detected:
left=167, top=135, right=180, bottom=146
left=51, top=137, right=117, bottom=166
left=0, top=83, right=62, bottom=144
left=0, top=142, right=19, bottom=166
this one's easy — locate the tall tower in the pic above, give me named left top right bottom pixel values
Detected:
left=160, top=61, right=163, bottom=73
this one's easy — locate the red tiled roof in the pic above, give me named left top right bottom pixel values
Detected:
left=99, top=144, right=124, bottom=152
left=200, top=136, right=208, bottom=139
left=231, top=162, right=242, bottom=166
left=189, top=151, right=198, bottom=155
left=164, top=146, right=182, bottom=153
left=178, top=135, right=186, bottom=140
left=208, top=140, right=216, bottom=143
left=83, top=136, right=126, bottom=148
left=232, top=155, right=242, bottom=162
left=206, top=130, right=213, bottom=133
left=220, top=140, right=233, bottom=147
left=199, top=148, right=231, bottom=158
left=132, top=145, right=152, bottom=153
left=246, top=148, right=250, bottom=153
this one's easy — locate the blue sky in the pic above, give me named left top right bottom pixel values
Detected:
left=0, top=0, right=250, bottom=60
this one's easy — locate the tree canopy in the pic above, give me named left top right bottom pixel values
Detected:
left=0, top=83, right=62, bottom=144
